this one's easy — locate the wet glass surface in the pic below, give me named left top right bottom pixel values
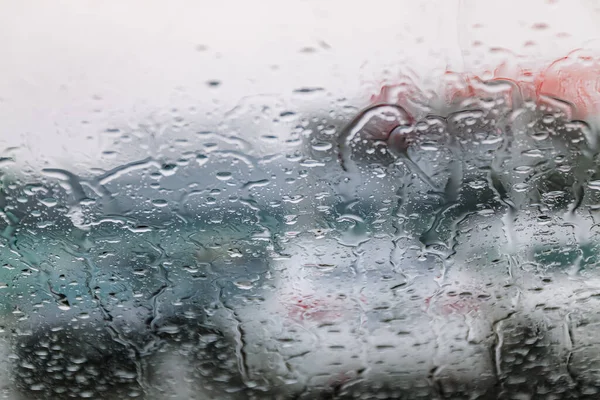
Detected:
left=3, top=1, right=600, bottom=399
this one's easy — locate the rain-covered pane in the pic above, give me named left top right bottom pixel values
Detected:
left=3, top=1, right=600, bottom=399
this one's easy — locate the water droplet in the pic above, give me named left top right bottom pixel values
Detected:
left=196, top=153, right=209, bottom=166
left=216, top=171, right=232, bottom=181
left=227, top=248, right=243, bottom=258
left=514, top=165, right=533, bottom=174
left=233, top=281, right=255, bottom=290
left=468, top=180, right=487, bottom=189
left=588, top=180, right=600, bottom=190
left=160, top=163, right=178, bottom=176
left=513, top=183, right=530, bottom=192
left=151, top=199, right=168, bottom=207
left=39, top=197, right=58, bottom=207
left=311, top=141, right=333, bottom=151
left=531, top=131, right=549, bottom=141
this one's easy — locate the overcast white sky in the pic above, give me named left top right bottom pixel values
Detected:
left=1, top=0, right=599, bottom=175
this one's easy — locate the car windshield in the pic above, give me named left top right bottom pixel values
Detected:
left=3, top=1, right=600, bottom=399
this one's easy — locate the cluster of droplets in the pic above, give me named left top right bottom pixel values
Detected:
left=1, top=83, right=600, bottom=398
